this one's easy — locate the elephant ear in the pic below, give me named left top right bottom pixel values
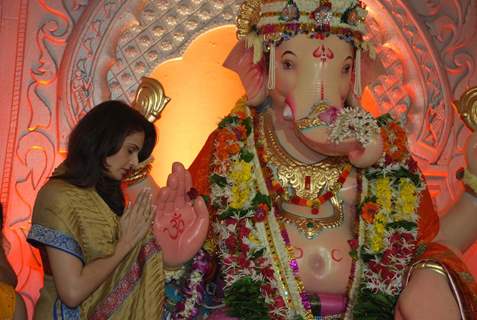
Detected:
left=223, top=40, right=268, bottom=107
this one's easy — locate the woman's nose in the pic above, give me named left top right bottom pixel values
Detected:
left=130, top=155, right=139, bottom=167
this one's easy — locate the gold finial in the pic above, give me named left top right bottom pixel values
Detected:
left=236, top=0, right=262, bottom=39
left=456, top=86, right=477, bottom=131
left=132, top=77, right=171, bottom=123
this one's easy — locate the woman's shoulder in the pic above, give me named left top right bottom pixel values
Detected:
left=35, top=178, right=91, bottom=211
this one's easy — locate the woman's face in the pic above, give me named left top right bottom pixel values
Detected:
left=105, top=131, right=145, bottom=180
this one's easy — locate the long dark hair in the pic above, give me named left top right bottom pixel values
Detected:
left=57, top=100, right=156, bottom=215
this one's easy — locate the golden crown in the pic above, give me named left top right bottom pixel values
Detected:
left=237, top=0, right=369, bottom=50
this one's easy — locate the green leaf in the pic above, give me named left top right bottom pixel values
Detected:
left=376, top=113, right=395, bottom=127
left=218, top=208, right=239, bottom=220
left=201, top=194, right=210, bottom=205
left=252, top=192, right=271, bottom=208
left=210, top=174, right=227, bottom=187
left=219, top=115, right=239, bottom=128
left=243, top=118, right=253, bottom=136
left=386, top=221, right=417, bottom=231
left=240, top=149, right=255, bottom=162
left=251, top=248, right=265, bottom=259
left=353, top=288, right=397, bottom=320
left=224, top=277, right=269, bottom=319
left=414, top=243, right=427, bottom=258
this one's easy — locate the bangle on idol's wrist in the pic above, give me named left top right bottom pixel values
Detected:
left=410, top=260, right=448, bottom=278
left=124, top=157, right=153, bottom=185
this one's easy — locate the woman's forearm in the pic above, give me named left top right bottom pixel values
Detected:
left=47, top=242, right=130, bottom=308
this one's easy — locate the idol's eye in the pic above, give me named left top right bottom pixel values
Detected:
left=282, top=59, right=295, bottom=70
left=342, top=64, right=352, bottom=74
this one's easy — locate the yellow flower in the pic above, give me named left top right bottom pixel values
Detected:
left=376, top=177, right=392, bottom=211
left=230, top=185, right=251, bottom=209
left=247, top=232, right=260, bottom=245
left=370, top=211, right=386, bottom=253
left=395, top=179, right=417, bottom=220
left=371, top=234, right=384, bottom=253
left=230, top=160, right=253, bottom=183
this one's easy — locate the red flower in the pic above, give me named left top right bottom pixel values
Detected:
left=273, top=296, right=286, bottom=309
left=235, top=111, right=247, bottom=119
left=407, top=158, right=419, bottom=173
left=225, top=218, right=237, bottom=226
left=239, top=225, right=251, bottom=238
left=361, top=202, right=380, bottom=224
left=261, top=267, right=275, bottom=280
left=253, top=204, right=268, bottom=222
left=261, top=283, right=274, bottom=296
left=381, top=268, right=396, bottom=282
left=240, top=242, right=250, bottom=253
left=234, top=125, right=248, bottom=141
left=238, top=253, right=251, bottom=268
left=348, top=239, right=359, bottom=250
left=225, top=236, right=237, bottom=251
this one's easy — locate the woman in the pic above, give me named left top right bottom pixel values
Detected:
left=0, top=203, right=27, bottom=320
left=28, top=100, right=163, bottom=319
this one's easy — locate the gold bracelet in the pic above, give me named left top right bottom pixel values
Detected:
left=123, top=163, right=152, bottom=185
left=412, top=260, right=448, bottom=278
left=463, top=169, right=477, bottom=195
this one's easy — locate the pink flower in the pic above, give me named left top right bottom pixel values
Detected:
left=318, top=106, right=340, bottom=124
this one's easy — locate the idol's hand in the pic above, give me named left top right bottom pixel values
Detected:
left=153, top=162, right=209, bottom=268
left=394, top=268, right=460, bottom=320
left=298, top=127, right=383, bottom=168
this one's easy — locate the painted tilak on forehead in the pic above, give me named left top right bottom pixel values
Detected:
left=313, top=45, right=335, bottom=62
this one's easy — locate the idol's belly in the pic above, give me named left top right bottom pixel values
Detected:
left=286, top=222, right=354, bottom=294
left=280, top=169, right=358, bottom=294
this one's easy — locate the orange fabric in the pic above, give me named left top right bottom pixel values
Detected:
left=417, top=186, right=440, bottom=243
left=0, top=281, right=15, bottom=319
left=415, top=242, right=477, bottom=319
left=189, top=130, right=217, bottom=197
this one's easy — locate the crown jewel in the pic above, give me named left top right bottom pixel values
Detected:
left=237, top=0, right=369, bottom=50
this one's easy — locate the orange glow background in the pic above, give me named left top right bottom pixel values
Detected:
left=149, top=26, right=244, bottom=185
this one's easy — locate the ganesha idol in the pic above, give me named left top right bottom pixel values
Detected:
left=128, top=0, right=477, bottom=319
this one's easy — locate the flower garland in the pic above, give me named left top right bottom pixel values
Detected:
left=209, top=98, right=289, bottom=319
left=348, top=114, right=424, bottom=318
left=172, top=250, right=210, bottom=319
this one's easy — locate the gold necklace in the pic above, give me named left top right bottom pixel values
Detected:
left=258, top=112, right=348, bottom=200
left=279, top=196, right=344, bottom=240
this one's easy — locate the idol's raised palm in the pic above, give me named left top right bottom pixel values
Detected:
left=153, top=162, right=209, bottom=268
